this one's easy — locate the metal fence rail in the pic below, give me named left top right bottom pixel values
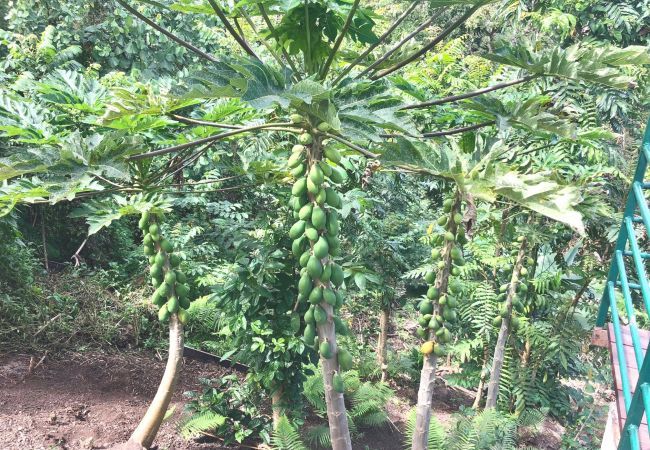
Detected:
left=597, top=118, right=650, bottom=449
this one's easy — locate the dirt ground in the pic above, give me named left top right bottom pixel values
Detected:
left=0, top=352, right=563, bottom=450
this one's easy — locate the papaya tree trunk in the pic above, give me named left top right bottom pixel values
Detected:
left=316, top=304, right=352, bottom=450
left=485, top=238, right=527, bottom=409
left=271, top=386, right=285, bottom=429
left=472, top=344, right=490, bottom=408
left=412, top=191, right=460, bottom=450
left=129, top=315, right=184, bottom=448
left=378, top=306, right=390, bottom=382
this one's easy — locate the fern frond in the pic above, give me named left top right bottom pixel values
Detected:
left=180, top=411, right=226, bottom=439
left=271, top=416, right=308, bottom=450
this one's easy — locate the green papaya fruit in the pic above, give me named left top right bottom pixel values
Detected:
left=426, top=286, right=439, bottom=300
left=447, top=296, right=458, bottom=308
left=314, top=305, right=327, bottom=324
left=292, top=178, right=307, bottom=196
left=329, top=166, right=347, bottom=184
left=309, top=286, right=323, bottom=304
left=304, top=306, right=315, bottom=324
left=299, top=203, right=313, bottom=221
left=292, top=144, right=305, bottom=153
left=305, top=228, right=319, bottom=242
left=439, top=295, right=447, bottom=306
left=424, top=271, right=436, bottom=284
left=321, top=264, right=332, bottom=283
left=319, top=340, right=333, bottom=359
left=453, top=213, right=463, bottom=224
left=150, top=264, right=163, bottom=278
left=312, top=206, right=326, bottom=229
left=161, top=239, right=174, bottom=253
left=433, top=344, right=446, bottom=357
left=175, top=271, right=187, bottom=284
left=307, top=255, right=323, bottom=279
left=151, top=277, right=161, bottom=288
left=419, top=301, right=433, bottom=315
left=324, top=147, right=341, bottom=164
left=152, top=291, right=165, bottom=306
left=144, top=245, right=154, bottom=256
left=317, top=122, right=331, bottom=132
left=309, top=165, right=324, bottom=185
left=492, top=316, right=502, bottom=327
left=290, top=113, right=304, bottom=123
left=156, top=283, right=170, bottom=298
left=319, top=161, right=332, bottom=176
left=143, top=234, right=153, bottom=246
left=304, top=324, right=316, bottom=343
left=299, top=273, right=313, bottom=296
left=148, top=256, right=156, bottom=265
left=158, top=305, right=170, bottom=322
left=164, top=271, right=176, bottom=285
left=148, top=223, right=159, bottom=235
left=520, top=267, right=528, bottom=276
left=288, top=151, right=304, bottom=168
left=418, top=315, right=431, bottom=328
left=451, top=247, right=462, bottom=260
left=334, top=316, right=349, bottom=335
left=299, top=133, right=313, bottom=145
left=169, top=254, right=181, bottom=268
left=323, top=288, right=337, bottom=306
left=313, top=237, right=329, bottom=259
left=176, top=283, right=190, bottom=300
left=289, top=220, right=306, bottom=239
left=428, top=317, right=441, bottom=330
left=300, top=251, right=311, bottom=267
left=315, top=188, right=327, bottom=205
left=179, top=296, right=191, bottom=309
left=292, top=236, right=306, bottom=256
left=290, top=164, right=305, bottom=178
left=443, top=199, right=453, bottom=212
left=333, top=373, right=345, bottom=393
left=307, top=177, right=320, bottom=195
left=437, top=216, right=447, bottom=226
left=416, top=328, right=427, bottom=339
left=443, top=307, right=457, bottom=322
left=325, top=188, right=341, bottom=208
left=335, top=290, right=345, bottom=308
left=444, top=232, right=455, bottom=241
left=326, top=211, right=340, bottom=236
left=330, top=264, right=344, bottom=287
left=451, top=267, right=460, bottom=276
left=338, top=349, right=353, bottom=370
left=431, top=249, right=441, bottom=260
left=167, top=296, right=179, bottom=313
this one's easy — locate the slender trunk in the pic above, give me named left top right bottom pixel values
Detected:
left=129, top=315, right=184, bottom=448
left=378, top=307, right=390, bottom=383
left=473, top=345, right=490, bottom=408
left=316, top=303, right=352, bottom=450
left=485, top=238, right=527, bottom=409
left=412, top=191, right=460, bottom=450
left=271, top=386, right=285, bottom=429
left=41, top=206, right=49, bottom=273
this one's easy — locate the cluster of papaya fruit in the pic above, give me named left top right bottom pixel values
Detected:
left=287, top=113, right=352, bottom=392
left=493, top=236, right=534, bottom=331
left=139, top=212, right=192, bottom=324
left=418, top=197, right=466, bottom=357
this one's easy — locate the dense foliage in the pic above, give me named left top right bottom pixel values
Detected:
left=1, top=0, right=649, bottom=448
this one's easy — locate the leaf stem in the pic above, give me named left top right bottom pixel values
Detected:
left=206, top=0, right=259, bottom=59
left=400, top=75, right=538, bottom=110
left=115, top=0, right=219, bottom=63
left=128, top=122, right=297, bottom=160
left=372, top=5, right=481, bottom=80
left=318, top=0, right=361, bottom=80
left=258, top=4, right=301, bottom=77
left=333, top=0, right=421, bottom=85
left=323, top=132, right=379, bottom=158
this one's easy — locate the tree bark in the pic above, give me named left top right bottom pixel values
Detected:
left=316, top=303, right=352, bottom=450
left=412, top=191, right=460, bottom=450
left=485, top=238, right=527, bottom=409
left=472, top=345, right=490, bottom=408
left=271, top=386, right=285, bottom=429
left=128, top=315, right=184, bottom=448
left=378, top=307, right=390, bottom=383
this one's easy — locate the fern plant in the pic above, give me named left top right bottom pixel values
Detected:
left=271, top=416, right=309, bottom=450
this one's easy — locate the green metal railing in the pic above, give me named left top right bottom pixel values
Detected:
left=597, top=118, right=650, bottom=449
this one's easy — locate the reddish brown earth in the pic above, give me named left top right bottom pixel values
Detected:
left=0, top=352, right=563, bottom=450
left=0, top=352, right=230, bottom=450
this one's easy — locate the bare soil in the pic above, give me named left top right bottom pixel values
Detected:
left=0, top=352, right=563, bottom=450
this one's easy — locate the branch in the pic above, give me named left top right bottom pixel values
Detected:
left=372, top=4, right=481, bottom=80
left=381, top=121, right=494, bottom=138
left=318, top=0, right=361, bottom=80
left=115, top=0, right=219, bottom=63
left=400, top=75, right=538, bottom=110
left=206, top=0, right=259, bottom=59
left=127, top=122, right=295, bottom=160
left=333, top=0, right=421, bottom=85
left=169, top=114, right=242, bottom=129
left=357, top=16, right=436, bottom=79
left=421, top=121, right=494, bottom=137
left=258, top=4, right=301, bottom=77
left=240, top=10, right=286, bottom=70
left=323, top=132, right=379, bottom=158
